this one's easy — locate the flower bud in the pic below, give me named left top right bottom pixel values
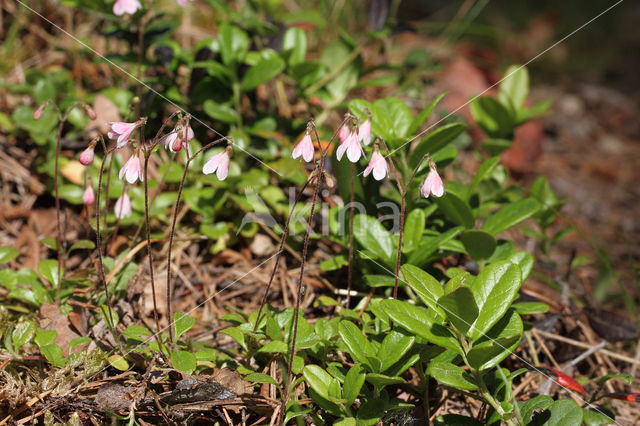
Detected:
left=84, top=104, right=97, bottom=120
left=79, top=140, right=97, bottom=166
left=33, top=101, right=49, bottom=120
left=82, top=185, right=95, bottom=206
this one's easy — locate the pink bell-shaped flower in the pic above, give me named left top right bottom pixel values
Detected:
left=107, top=120, right=143, bottom=148
left=420, top=159, right=445, bottom=198
left=203, top=146, right=232, bottom=180
left=336, top=129, right=365, bottom=163
left=113, top=0, right=142, bottom=16
left=177, top=0, right=191, bottom=5
left=119, top=153, right=144, bottom=184
left=82, top=185, right=95, bottom=206
left=358, top=117, right=372, bottom=146
left=79, top=140, right=97, bottom=166
left=114, top=193, right=132, bottom=219
left=164, top=124, right=194, bottom=153
left=337, top=124, right=350, bottom=143
left=292, top=132, right=314, bottom=162
left=363, top=148, right=388, bottom=181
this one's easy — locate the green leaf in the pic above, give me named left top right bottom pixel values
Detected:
left=218, top=23, right=248, bottom=65
left=407, top=226, right=464, bottom=267
left=173, top=312, right=196, bottom=342
left=517, top=99, right=552, bottom=124
left=338, top=321, right=378, bottom=372
left=466, top=335, right=521, bottom=370
left=343, top=364, right=365, bottom=406
left=379, top=299, right=461, bottom=353
left=0, top=247, right=20, bottom=265
left=171, top=350, right=197, bottom=374
left=468, top=261, right=522, bottom=341
left=506, top=250, right=534, bottom=281
left=498, top=65, right=529, bottom=110
left=469, top=96, right=514, bottom=138
left=41, top=344, right=65, bottom=367
left=108, top=354, right=130, bottom=371
left=38, top=259, right=62, bottom=287
left=410, top=122, right=466, bottom=167
left=378, top=330, right=415, bottom=373
left=444, top=271, right=471, bottom=294
left=472, top=309, right=523, bottom=370
left=402, top=209, right=425, bottom=253
left=427, top=361, right=478, bottom=390
left=468, top=157, right=500, bottom=197
left=582, top=408, right=615, bottom=426
left=370, top=97, right=413, bottom=146
left=365, top=373, right=404, bottom=388
left=245, top=372, right=278, bottom=386
left=69, top=336, right=91, bottom=351
left=597, top=372, right=633, bottom=385
left=240, top=56, right=285, bottom=92
left=543, top=399, right=583, bottom=426
left=203, top=100, right=240, bottom=124
left=334, top=418, right=357, bottom=426
left=519, top=395, right=553, bottom=423
left=282, top=27, right=307, bottom=66
left=123, top=324, right=151, bottom=340
left=68, top=240, right=95, bottom=253
left=434, top=193, right=474, bottom=229
left=482, top=138, right=513, bottom=156
left=257, top=341, right=289, bottom=353
left=434, top=414, right=483, bottom=426
left=437, top=287, right=478, bottom=336
left=303, top=365, right=334, bottom=400
left=401, top=264, right=444, bottom=317
left=512, top=301, right=549, bottom=315
left=460, top=230, right=497, bottom=261
left=12, top=321, right=36, bottom=348
left=409, top=92, right=447, bottom=136
left=34, top=328, right=57, bottom=347
left=482, top=198, right=540, bottom=235
left=353, top=215, right=393, bottom=261
left=40, top=237, right=58, bottom=250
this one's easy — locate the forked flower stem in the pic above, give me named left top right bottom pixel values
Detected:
left=54, top=119, right=64, bottom=305
left=142, top=152, right=163, bottom=351
left=379, top=139, right=429, bottom=299
left=95, top=139, right=120, bottom=349
left=286, top=156, right=324, bottom=383
left=346, top=162, right=355, bottom=308
left=166, top=138, right=226, bottom=343
left=253, top=175, right=316, bottom=332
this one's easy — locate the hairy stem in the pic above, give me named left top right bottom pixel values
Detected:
left=253, top=176, right=315, bottom=332
left=95, top=141, right=119, bottom=348
left=346, top=162, right=355, bottom=308
left=143, top=152, right=163, bottom=350
left=54, top=119, right=64, bottom=305
left=287, top=157, right=324, bottom=383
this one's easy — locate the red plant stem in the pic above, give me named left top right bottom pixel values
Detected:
left=166, top=138, right=225, bottom=343
left=287, top=156, right=324, bottom=383
left=142, top=152, right=163, bottom=350
left=95, top=139, right=119, bottom=347
left=346, top=162, right=355, bottom=308
left=54, top=119, right=64, bottom=305
left=253, top=175, right=316, bottom=332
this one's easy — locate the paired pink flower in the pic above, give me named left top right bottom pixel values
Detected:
left=336, top=129, right=365, bottom=163
left=113, top=0, right=142, bottom=16
left=119, top=153, right=144, bottom=184
left=338, top=124, right=350, bottom=143
left=176, top=0, right=191, bottom=5
left=164, top=125, right=194, bottom=153
left=420, top=160, right=445, bottom=198
left=292, top=132, right=314, bottom=162
left=82, top=185, right=95, bottom=206
left=114, top=193, right=132, bottom=219
left=363, top=149, right=388, bottom=181
left=107, top=120, right=142, bottom=148
left=79, top=140, right=97, bottom=166
left=359, top=117, right=372, bottom=146
left=203, top=146, right=232, bottom=180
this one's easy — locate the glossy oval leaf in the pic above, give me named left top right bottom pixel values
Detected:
left=468, top=261, right=522, bottom=341
left=460, top=230, right=497, bottom=261
left=434, top=193, right=474, bottom=229
left=38, top=259, right=62, bottom=287
left=174, top=312, right=196, bottom=342
left=437, top=286, right=478, bottom=337
left=282, top=27, right=307, bottom=66
left=303, top=364, right=333, bottom=400
left=371, top=97, right=413, bottom=145
left=401, top=264, right=444, bottom=317
left=338, top=321, right=378, bottom=372
left=378, top=330, right=415, bottom=373
left=466, top=334, right=521, bottom=370
left=402, top=208, right=425, bottom=253
left=0, top=247, right=20, bottom=265
left=171, top=350, right=197, bottom=374
left=240, top=56, right=285, bottom=92
left=482, top=198, right=540, bottom=236
left=353, top=215, right=392, bottom=261
left=410, top=122, right=466, bottom=168
left=343, top=364, right=365, bottom=406
left=498, top=65, right=529, bottom=110
left=427, top=361, right=478, bottom=391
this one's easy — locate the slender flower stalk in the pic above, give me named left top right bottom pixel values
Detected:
left=95, top=137, right=120, bottom=348
left=165, top=137, right=229, bottom=342
left=379, top=139, right=430, bottom=299
left=346, top=161, right=355, bottom=309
